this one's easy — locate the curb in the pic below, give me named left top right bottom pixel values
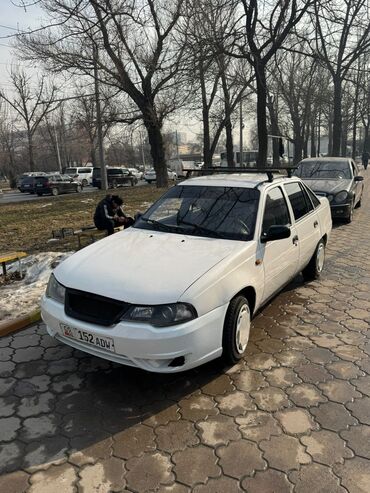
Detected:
left=0, top=309, right=41, bottom=338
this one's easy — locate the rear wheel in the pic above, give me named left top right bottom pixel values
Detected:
left=76, top=185, right=82, bottom=193
left=302, top=238, right=325, bottom=281
left=112, top=179, right=118, bottom=189
left=222, top=295, right=251, bottom=364
left=82, top=179, right=88, bottom=187
left=37, top=192, right=42, bottom=196
left=52, top=187, right=59, bottom=196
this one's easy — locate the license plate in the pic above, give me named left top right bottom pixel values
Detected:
left=60, top=323, right=115, bottom=352
left=36, top=184, right=43, bottom=187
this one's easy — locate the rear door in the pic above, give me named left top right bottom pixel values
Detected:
left=259, top=185, right=299, bottom=303
left=284, top=181, right=321, bottom=272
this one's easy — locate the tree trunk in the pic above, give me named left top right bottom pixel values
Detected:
left=267, top=95, right=280, bottom=167
left=332, top=76, right=342, bottom=156
left=27, top=130, right=35, bottom=172
left=255, top=61, right=268, bottom=168
left=328, top=112, right=333, bottom=155
left=341, top=122, right=348, bottom=157
left=225, top=116, right=234, bottom=167
left=364, top=124, right=369, bottom=152
left=293, top=120, right=303, bottom=164
left=143, top=109, right=167, bottom=187
left=352, top=81, right=359, bottom=159
left=310, top=121, right=316, bottom=157
left=202, top=104, right=212, bottom=169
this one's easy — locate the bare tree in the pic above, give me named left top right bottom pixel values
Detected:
left=228, top=0, right=313, bottom=167
left=0, top=70, right=58, bottom=171
left=314, top=0, right=370, bottom=156
left=17, top=0, right=189, bottom=187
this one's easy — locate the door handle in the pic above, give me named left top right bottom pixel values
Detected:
left=292, top=235, right=299, bottom=245
left=314, top=220, right=319, bottom=228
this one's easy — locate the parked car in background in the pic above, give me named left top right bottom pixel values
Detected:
left=34, top=174, right=82, bottom=196
left=295, top=157, right=364, bottom=223
left=17, top=173, right=48, bottom=193
left=92, top=167, right=138, bottom=189
left=64, top=167, right=93, bottom=186
left=128, top=168, right=143, bottom=180
left=144, top=168, right=177, bottom=183
left=42, top=169, right=332, bottom=373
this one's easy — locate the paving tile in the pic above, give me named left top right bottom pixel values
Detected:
left=319, top=379, right=362, bottom=403
left=178, top=393, right=218, bottom=421
left=69, top=437, right=112, bottom=467
left=276, top=409, right=317, bottom=435
left=242, top=469, right=293, bottom=492
left=295, top=363, right=333, bottom=384
left=301, top=429, right=353, bottom=465
left=231, top=369, right=267, bottom=392
left=0, top=441, right=25, bottom=475
left=347, top=397, right=370, bottom=425
left=251, top=387, right=290, bottom=411
left=0, top=416, right=21, bottom=442
left=215, top=390, right=256, bottom=416
left=260, top=435, right=311, bottom=472
left=20, top=414, right=60, bottom=441
left=198, top=414, right=241, bottom=447
left=173, top=446, right=220, bottom=486
left=311, top=402, right=357, bottom=431
left=23, top=435, right=70, bottom=472
left=327, top=361, right=364, bottom=379
left=217, top=439, right=266, bottom=478
left=112, top=424, right=155, bottom=459
left=264, top=367, right=301, bottom=388
left=289, top=463, right=346, bottom=492
left=78, top=457, right=126, bottom=493
left=0, top=396, right=18, bottom=417
left=29, top=463, right=77, bottom=493
left=0, top=471, right=30, bottom=493
left=126, top=451, right=174, bottom=491
left=193, top=477, right=241, bottom=493
left=287, top=383, right=327, bottom=407
left=201, top=374, right=233, bottom=396
left=341, top=424, right=370, bottom=459
left=334, top=457, right=370, bottom=493
left=156, top=420, right=199, bottom=452
left=17, top=392, right=55, bottom=418
left=236, top=411, right=281, bottom=441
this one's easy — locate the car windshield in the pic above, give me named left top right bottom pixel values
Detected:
left=295, top=161, right=351, bottom=179
left=134, top=185, right=260, bottom=241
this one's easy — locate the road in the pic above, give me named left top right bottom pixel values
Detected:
left=0, top=182, right=148, bottom=204
left=0, top=174, right=370, bottom=492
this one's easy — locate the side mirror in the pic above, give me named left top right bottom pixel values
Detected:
left=261, top=225, right=291, bottom=243
left=354, top=176, right=364, bottom=182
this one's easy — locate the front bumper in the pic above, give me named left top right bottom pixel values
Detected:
left=41, top=296, right=227, bottom=373
left=330, top=203, right=351, bottom=218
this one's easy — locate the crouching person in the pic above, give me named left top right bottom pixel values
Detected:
left=94, top=195, right=134, bottom=235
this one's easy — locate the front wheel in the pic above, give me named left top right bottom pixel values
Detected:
left=82, top=179, right=88, bottom=187
left=52, top=187, right=59, bottom=196
left=344, top=201, right=354, bottom=223
left=222, top=295, right=251, bottom=365
left=76, top=185, right=82, bottom=193
left=302, top=238, right=325, bottom=282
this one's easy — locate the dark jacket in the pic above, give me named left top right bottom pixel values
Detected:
left=94, top=196, right=116, bottom=225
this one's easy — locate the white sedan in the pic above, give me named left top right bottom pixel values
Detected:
left=41, top=171, right=332, bottom=373
left=128, top=168, right=143, bottom=180
left=144, top=168, right=177, bottom=183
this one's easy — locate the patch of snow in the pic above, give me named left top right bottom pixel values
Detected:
left=38, top=203, right=53, bottom=208
left=0, top=252, right=73, bottom=321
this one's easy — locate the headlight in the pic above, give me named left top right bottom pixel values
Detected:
left=334, top=191, right=349, bottom=203
left=122, top=303, right=197, bottom=327
left=46, top=274, right=66, bottom=304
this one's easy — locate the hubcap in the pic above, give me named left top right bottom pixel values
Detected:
left=235, top=304, right=250, bottom=354
left=316, top=243, right=325, bottom=272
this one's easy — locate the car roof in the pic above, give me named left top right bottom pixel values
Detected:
left=300, top=157, right=350, bottom=163
left=181, top=173, right=299, bottom=189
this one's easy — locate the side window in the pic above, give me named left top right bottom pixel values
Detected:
left=284, top=182, right=313, bottom=221
left=303, top=184, right=321, bottom=208
left=262, top=187, right=291, bottom=235
left=351, top=160, right=358, bottom=176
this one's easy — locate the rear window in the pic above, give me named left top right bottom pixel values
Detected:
left=108, top=169, right=124, bottom=176
left=34, top=176, right=49, bottom=184
left=65, top=168, right=77, bottom=174
left=78, top=168, right=92, bottom=174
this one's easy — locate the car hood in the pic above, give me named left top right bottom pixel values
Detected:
left=302, top=178, right=352, bottom=195
left=54, top=228, right=245, bottom=305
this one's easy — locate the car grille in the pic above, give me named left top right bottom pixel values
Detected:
left=65, top=288, right=131, bottom=326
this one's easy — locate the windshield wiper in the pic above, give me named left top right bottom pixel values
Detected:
left=140, top=216, right=179, bottom=233
left=177, top=219, right=225, bottom=238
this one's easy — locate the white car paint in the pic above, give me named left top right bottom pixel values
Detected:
left=144, top=168, right=177, bottom=182
left=128, top=168, right=143, bottom=180
left=41, top=173, right=332, bottom=373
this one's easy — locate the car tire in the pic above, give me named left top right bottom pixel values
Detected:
left=112, top=179, right=118, bottom=189
left=344, top=201, right=354, bottom=223
left=82, top=179, right=88, bottom=187
left=52, top=188, right=59, bottom=196
left=302, top=238, right=325, bottom=282
left=76, top=185, right=82, bottom=193
left=222, top=295, right=251, bottom=365
left=355, top=196, right=362, bottom=208
left=37, top=192, right=42, bottom=196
